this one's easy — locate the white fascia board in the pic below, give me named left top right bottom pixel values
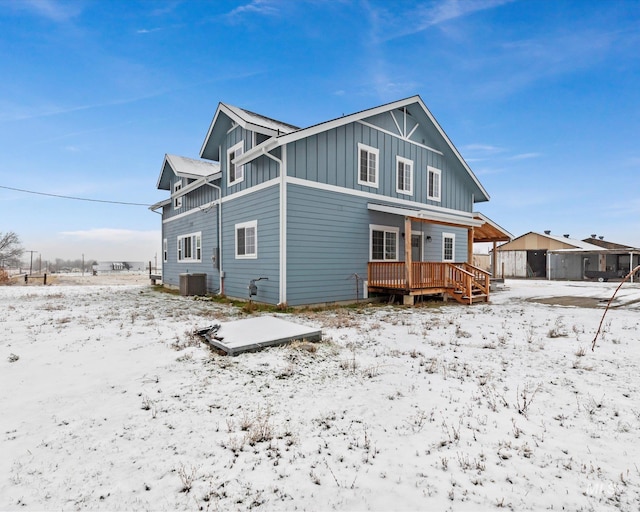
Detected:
left=413, top=97, right=490, bottom=202
left=156, top=154, right=172, bottom=190
left=199, top=102, right=225, bottom=158
left=149, top=198, right=171, bottom=211
left=174, top=172, right=222, bottom=199
left=473, top=212, right=514, bottom=239
left=234, top=138, right=279, bottom=167
left=276, top=96, right=422, bottom=146
left=368, top=203, right=483, bottom=228
left=245, top=95, right=489, bottom=203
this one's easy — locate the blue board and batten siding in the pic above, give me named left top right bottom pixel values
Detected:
left=161, top=204, right=219, bottom=292
left=286, top=184, right=370, bottom=305
left=286, top=118, right=475, bottom=213
left=286, top=184, right=469, bottom=306
left=221, top=184, right=280, bottom=303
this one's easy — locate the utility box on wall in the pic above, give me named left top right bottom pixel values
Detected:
left=179, top=273, right=207, bottom=296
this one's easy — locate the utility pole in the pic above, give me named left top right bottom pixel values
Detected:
left=26, top=250, right=38, bottom=275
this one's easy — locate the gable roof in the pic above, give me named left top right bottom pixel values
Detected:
left=204, top=96, right=490, bottom=203
left=200, top=102, right=299, bottom=161
left=156, top=154, right=220, bottom=190
left=497, top=231, right=603, bottom=251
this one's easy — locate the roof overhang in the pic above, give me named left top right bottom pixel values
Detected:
left=368, top=203, right=483, bottom=228
left=472, top=212, right=513, bottom=243
left=225, top=95, right=489, bottom=203
left=149, top=198, right=171, bottom=212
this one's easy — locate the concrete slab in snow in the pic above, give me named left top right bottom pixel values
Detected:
left=197, top=316, right=322, bottom=356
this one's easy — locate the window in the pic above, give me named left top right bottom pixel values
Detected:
left=443, top=233, right=455, bottom=262
left=173, top=180, right=183, bottom=209
left=227, top=141, right=245, bottom=186
left=370, top=225, right=398, bottom=261
left=357, top=143, right=379, bottom=188
left=396, top=156, right=413, bottom=195
left=236, top=220, right=257, bottom=259
left=427, top=166, right=441, bottom=202
left=177, top=232, right=202, bottom=262
left=163, top=238, right=168, bottom=262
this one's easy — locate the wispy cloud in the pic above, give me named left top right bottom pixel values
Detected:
left=509, top=152, right=541, bottom=161
left=371, top=0, right=514, bottom=42
left=226, top=0, right=280, bottom=20
left=8, top=0, right=83, bottom=22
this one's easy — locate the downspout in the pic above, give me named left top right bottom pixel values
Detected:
left=205, top=181, right=223, bottom=295
left=261, top=146, right=286, bottom=305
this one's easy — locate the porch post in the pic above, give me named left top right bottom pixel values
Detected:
left=405, top=216, right=412, bottom=288
left=467, top=228, right=474, bottom=264
left=492, top=241, right=497, bottom=276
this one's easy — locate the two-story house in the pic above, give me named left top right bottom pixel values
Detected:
left=151, top=96, right=510, bottom=306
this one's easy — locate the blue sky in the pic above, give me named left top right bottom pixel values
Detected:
left=1, top=0, right=639, bottom=263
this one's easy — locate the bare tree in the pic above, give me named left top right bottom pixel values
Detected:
left=0, top=231, right=24, bottom=267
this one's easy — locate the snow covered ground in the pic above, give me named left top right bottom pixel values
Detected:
left=1, top=277, right=639, bottom=511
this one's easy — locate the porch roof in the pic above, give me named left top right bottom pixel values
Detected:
left=472, top=212, right=513, bottom=243
left=368, top=203, right=484, bottom=228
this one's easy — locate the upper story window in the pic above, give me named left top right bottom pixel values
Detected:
left=357, top=143, right=379, bottom=188
left=443, top=233, right=455, bottom=262
left=396, top=156, right=413, bottom=195
left=236, top=220, right=257, bottom=259
left=227, top=141, right=245, bottom=186
left=370, top=224, right=398, bottom=261
left=177, top=232, right=202, bottom=262
left=173, top=179, right=183, bottom=209
left=427, top=166, right=441, bottom=202
left=163, top=238, right=168, bottom=262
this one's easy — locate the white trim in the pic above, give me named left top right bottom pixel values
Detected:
left=442, top=232, right=455, bottom=262
left=235, top=220, right=257, bottom=259
left=286, top=176, right=473, bottom=219
left=427, top=166, right=441, bottom=202
left=369, top=224, right=399, bottom=262
left=173, top=180, right=183, bottom=209
left=358, top=121, right=442, bottom=155
left=395, top=155, right=413, bottom=196
left=390, top=111, right=402, bottom=136
left=368, top=203, right=482, bottom=228
left=177, top=231, right=202, bottom=262
left=280, top=145, right=287, bottom=304
left=162, top=179, right=280, bottom=224
left=227, top=141, right=245, bottom=186
left=357, top=143, right=379, bottom=188
left=204, top=96, right=488, bottom=201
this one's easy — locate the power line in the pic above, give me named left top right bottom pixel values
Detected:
left=0, top=184, right=152, bottom=207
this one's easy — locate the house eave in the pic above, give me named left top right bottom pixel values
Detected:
left=230, top=95, right=490, bottom=202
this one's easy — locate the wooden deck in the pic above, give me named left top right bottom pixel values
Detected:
left=367, top=262, right=491, bottom=305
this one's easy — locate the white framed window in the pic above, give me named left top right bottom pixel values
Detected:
left=427, top=166, right=441, bottom=202
left=396, top=156, right=413, bottom=195
left=370, top=224, right=398, bottom=261
left=163, top=238, right=168, bottom=262
left=235, top=220, right=257, bottom=259
left=177, top=232, right=202, bottom=262
left=227, top=141, right=245, bottom=186
left=173, top=179, right=183, bottom=209
left=443, top=232, right=455, bottom=262
left=357, top=143, right=379, bottom=188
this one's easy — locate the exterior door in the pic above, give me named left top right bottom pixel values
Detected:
left=411, top=234, right=423, bottom=262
